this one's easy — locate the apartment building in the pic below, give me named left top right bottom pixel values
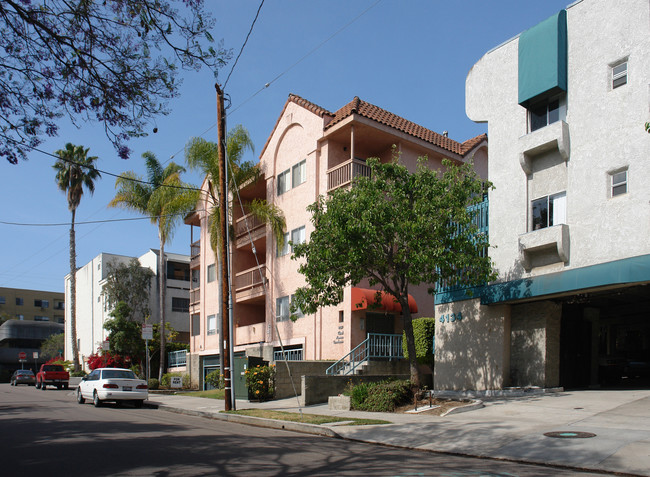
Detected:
left=185, top=94, right=487, bottom=387
left=435, top=0, right=650, bottom=391
left=64, top=250, right=191, bottom=368
left=0, top=287, right=65, bottom=323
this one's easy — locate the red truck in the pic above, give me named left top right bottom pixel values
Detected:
left=36, top=364, right=70, bottom=390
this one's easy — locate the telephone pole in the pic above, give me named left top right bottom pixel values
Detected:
left=216, top=83, right=232, bottom=411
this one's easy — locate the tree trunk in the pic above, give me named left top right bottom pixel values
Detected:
left=69, top=208, right=80, bottom=372
left=158, top=236, right=166, bottom=382
left=401, top=304, right=420, bottom=389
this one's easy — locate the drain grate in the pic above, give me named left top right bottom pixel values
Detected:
left=544, top=431, right=596, bottom=439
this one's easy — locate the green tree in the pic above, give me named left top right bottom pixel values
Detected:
left=53, top=143, right=101, bottom=372
left=109, top=152, right=198, bottom=381
left=292, top=157, right=496, bottom=388
left=103, top=302, right=145, bottom=363
left=40, top=332, right=65, bottom=360
left=0, top=0, right=230, bottom=164
left=102, top=258, right=155, bottom=323
left=184, top=124, right=286, bottom=255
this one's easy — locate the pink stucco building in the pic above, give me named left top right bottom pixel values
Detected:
left=185, top=94, right=487, bottom=388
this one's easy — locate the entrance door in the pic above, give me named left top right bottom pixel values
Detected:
left=365, top=312, right=396, bottom=335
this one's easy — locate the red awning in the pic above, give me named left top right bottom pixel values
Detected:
left=351, top=287, right=418, bottom=313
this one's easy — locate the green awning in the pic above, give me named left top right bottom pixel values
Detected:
left=518, top=10, right=567, bottom=107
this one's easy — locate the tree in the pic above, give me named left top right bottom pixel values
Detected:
left=40, top=332, right=65, bottom=361
left=109, top=152, right=198, bottom=381
left=102, top=258, right=155, bottom=322
left=292, top=157, right=496, bottom=388
left=184, top=124, right=286, bottom=255
left=0, top=0, right=230, bottom=164
left=53, top=143, right=101, bottom=372
left=103, top=302, right=145, bottom=364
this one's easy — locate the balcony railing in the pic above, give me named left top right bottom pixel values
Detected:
left=274, top=348, right=304, bottom=361
left=168, top=350, right=187, bottom=368
left=234, top=265, right=267, bottom=303
left=190, top=240, right=200, bottom=269
left=190, top=288, right=200, bottom=306
left=327, top=158, right=371, bottom=191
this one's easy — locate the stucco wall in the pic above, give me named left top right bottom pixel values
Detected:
left=274, top=360, right=334, bottom=399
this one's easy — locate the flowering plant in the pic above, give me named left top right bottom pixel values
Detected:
left=244, top=364, right=276, bottom=401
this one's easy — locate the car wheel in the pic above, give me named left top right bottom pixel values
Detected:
left=35, top=380, right=40, bottom=389
left=10, top=380, right=14, bottom=386
left=41, top=381, right=47, bottom=391
left=133, top=400, right=144, bottom=409
left=76, top=389, right=85, bottom=404
left=93, top=391, right=102, bottom=407
left=63, top=384, right=69, bottom=390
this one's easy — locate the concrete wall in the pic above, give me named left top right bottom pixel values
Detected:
left=434, top=299, right=511, bottom=391
left=274, top=360, right=334, bottom=399
left=301, top=374, right=410, bottom=406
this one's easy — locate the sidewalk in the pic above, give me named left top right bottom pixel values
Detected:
left=146, top=389, right=650, bottom=476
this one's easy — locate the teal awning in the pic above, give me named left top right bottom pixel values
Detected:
left=435, top=254, right=650, bottom=305
left=518, top=10, right=567, bottom=107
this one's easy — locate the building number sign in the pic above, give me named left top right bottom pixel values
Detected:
left=439, top=312, right=463, bottom=323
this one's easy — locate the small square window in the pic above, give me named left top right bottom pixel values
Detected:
left=612, top=62, right=627, bottom=89
left=531, top=192, right=566, bottom=231
left=16, top=297, right=23, bottom=306
left=207, top=264, right=216, bottom=283
left=611, top=170, right=628, bottom=197
left=0, top=296, right=5, bottom=305
left=207, top=314, right=217, bottom=335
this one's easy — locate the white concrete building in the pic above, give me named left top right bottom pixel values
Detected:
left=435, top=0, right=650, bottom=391
left=64, top=250, right=190, bottom=368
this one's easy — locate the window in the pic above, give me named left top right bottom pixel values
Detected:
left=276, top=296, right=290, bottom=322
left=167, top=261, right=190, bottom=281
left=54, top=300, right=64, bottom=310
left=290, top=226, right=306, bottom=252
left=34, top=299, right=49, bottom=308
left=290, top=294, right=304, bottom=319
left=339, top=311, right=344, bottom=323
left=0, top=296, right=4, bottom=304
left=15, top=297, right=23, bottom=306
left=612, top=62, right=627, bottom=89
left=54, top=316, right=64, bottom=324
left=610, top=169, right=628, bottom=197
left=172, top=297, right=190, bottom=312
left=277, top=169, right=290, bottom=196
left=292, top=160, right=306, bottom=188
left=532, top=192, right=566, bottom=230
left=15, top=314, right=24, bottom=320
left=277, top=232, right=290, bottom=257
left=207, top=314, right=217, bottom=335
left=34, top=316, right=50, bottom=322
left=529, top=97, right=561, bottom=132
left=191, top=314, right=200, bottom=336
left=207, top=264, right=216, bottom=283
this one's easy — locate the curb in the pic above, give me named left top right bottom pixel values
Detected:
left=146, top=401, right=342, bottom=439
left=440, top=399, right=484, bottom=417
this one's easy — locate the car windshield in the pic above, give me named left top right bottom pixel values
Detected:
left=101, top=370, right=136, bottom=379
left=42, top=365, right=63, bottom=371
left=18, top=370, right=34, bottom=375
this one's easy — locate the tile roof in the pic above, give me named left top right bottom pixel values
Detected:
left=325, top=96, right=486, bottom=156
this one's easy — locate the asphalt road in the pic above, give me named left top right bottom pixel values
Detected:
left=0, top=383, right=610, bottom=477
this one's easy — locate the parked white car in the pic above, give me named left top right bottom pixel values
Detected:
left=77, top=368, right=148, bottom=408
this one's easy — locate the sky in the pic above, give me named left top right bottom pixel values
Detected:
left=0, top=0, right=571, bottom=293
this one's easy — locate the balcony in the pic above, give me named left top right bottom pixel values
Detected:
left=235, top=213, right=266, bottom=249
left=234, top=265, right=267, bottom=303
left=519, top=120, right=570, bottom=174
left=327, top=158, right=371, bottom=191
left=190, top=240, right=200, bottom=269
left=190, top=288, right=200, bottom=306
left=519, top=224, right=570, bottom=271
left=235, top=323, right=265, bottom=346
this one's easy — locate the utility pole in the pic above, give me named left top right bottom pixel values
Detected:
left=216, top=83, right=232, bottom=411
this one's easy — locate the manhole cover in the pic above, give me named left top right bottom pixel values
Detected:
left=544, top=431, right=596, bottom=439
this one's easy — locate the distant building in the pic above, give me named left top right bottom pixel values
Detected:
left=0, top=319, right=64, bottom=379
left=64, top=250, right=190, bottom=369
left=0, top=287, right=65, bottom=324
left=435, top=0, right=650, bottom=391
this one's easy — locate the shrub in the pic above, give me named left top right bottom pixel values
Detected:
left=161, top=372, right=182, bottom=388
left=244, top=364, right=275, bottom=401
left=348, top=379, right=412, bottom=412
left=182, top=374, right=191, bottom=389
left=205, top=370, right=224, bottom=389
left=148, top=378, right=159, bottom=390
left=403, top=317, right=436, bottom=365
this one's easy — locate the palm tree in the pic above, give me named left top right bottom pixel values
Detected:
left=109, top=152, right=198, bottom=381
left=185, top=124, right=286, bottom=255
left=53, top=143, right=101, bottom=372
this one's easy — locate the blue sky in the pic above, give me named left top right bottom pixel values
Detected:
left=0, top=0, right=570, bottom=293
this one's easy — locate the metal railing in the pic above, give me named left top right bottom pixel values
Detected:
left=234, top=264, right=267, bottom=291
left=326, top=333, right=403, bottom=376
left=273, top=348, right=304, bottom=361
left=235, top=212, right=265, bottom=238
left=168, top=350, right=187, bottom=368
left=327, top=158, right=371, bottom=191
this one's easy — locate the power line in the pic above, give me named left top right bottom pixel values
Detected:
left=223, top=0, right=265, bottom=89
left=0, top=210, right=206, bottom=227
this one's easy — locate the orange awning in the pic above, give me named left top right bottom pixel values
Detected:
left=351, top=287, right=418, bottom=313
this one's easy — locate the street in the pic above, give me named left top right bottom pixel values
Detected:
left=0, top=384, right=610, bottom=477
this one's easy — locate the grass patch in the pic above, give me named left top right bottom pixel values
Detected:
left=223, top=409, right=389, bottom=426
left=178, top=389, right=225, bottom=400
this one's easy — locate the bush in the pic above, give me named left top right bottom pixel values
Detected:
left=70, top=370, right=86, bottom=377
left=205, top=370, right=224, bottom=389
left=161, top=372, right=182, bottom=388
left=244, top=364, right=275, bottom=401
left=148, top=378, right=159, bottom=390
left=403, top=317, right=436, bottom=365
left=182, top=374, right=191, bottom=389
left=348, top=379, right=412, bottom=412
